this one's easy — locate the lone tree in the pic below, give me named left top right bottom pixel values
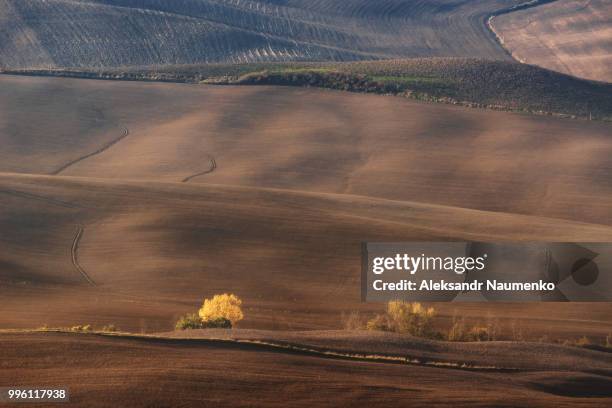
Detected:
left=199, top=293, right=244, bottom=326
left=175, top=293, right=244, bottom=330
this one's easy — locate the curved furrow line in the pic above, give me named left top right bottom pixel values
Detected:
left=50, top=127, right=129, bottom=175
left=485, top=0, right=559, bottom=59
left=182, top=155, right=217, bottom=182
left=3, top=0, right=523, bottom=68
left=71, top=225, right=96, bottom=286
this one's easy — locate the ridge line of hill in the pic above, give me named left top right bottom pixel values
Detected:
left=3, top=171, right=612, bottom=234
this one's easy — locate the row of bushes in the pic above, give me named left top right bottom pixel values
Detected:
left=343, top=301, right=612, bottom=346
left=234, top=70, right=407, bottom=94
left=43, top=294, right=612, bottom=348
left=214, top=62, right=611, bottom=120
left=365, top=301, right=436, bottom=337
left=38, top=293, right=244, bottom=333
left=175, top=314, right=231, bottom=330
left=342, top=301, right=508, bottom=342
left=38, top=324, right=119, bottom=332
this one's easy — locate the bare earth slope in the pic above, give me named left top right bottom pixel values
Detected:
left=1, top=70, right=611, bottom=406
left=0, top=0, right=523, bottom=69
left=2, top=173, right=612, bottom=337
left=493, top=0, right=612, bottom=82
left=168, top=328, right=612, bottom=372
left=1, top=75, right=611, bottom=225
left=0, top=331, right=610, bottom=407
left=2, top=75, right=611, bottom=336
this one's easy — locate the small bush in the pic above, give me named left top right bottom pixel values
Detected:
left=467, top=326, right=491, bottom=342
left=562, top=336, right=592, bottom=348
left=446, top=314, right=498, bottom=342
left=175, top=313, right=205, bottom=330
left=387, top=301, right=435, bottom=336
left=102, top=324, right=119, bottom=332
left=70, top=324, right=92, bottom=332
left=446, top=316, right=466, bottom=342
left=202, top=317, right=232, bottom=329
left=366, top=301, right=435, bottom=337
left=341, top=311, right=363, bottom=330
left=176, top=314, right=233, bottom=330
left=576, top=336, right=591, bottom=347
left=366, top=314, right=392, bottom=332
left=484, top=314, right=500, bottom=341
left=199, top=293, right=244, bottom=326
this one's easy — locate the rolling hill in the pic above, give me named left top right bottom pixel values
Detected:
left=2, top=3, right=612, bottom=405
left=0, top=0, right=523, bottom=69
left=1, top=75, right=611, bottom=224
left=1, top=75, right=612, bottom=337
left=3, top=172, right=612, bottom=334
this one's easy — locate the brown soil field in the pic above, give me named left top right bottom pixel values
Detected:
left=0, top=331, right=610, bottom=407
left=493, top=0, right=612, bottom=83
left=1, top=75, right=611, bottom=406
left=2, top=75, right=611, bottom=225
left=2, top=172, right=612, bottom=336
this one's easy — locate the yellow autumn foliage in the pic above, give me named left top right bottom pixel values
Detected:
left=198, top=293, right=244, bottom=325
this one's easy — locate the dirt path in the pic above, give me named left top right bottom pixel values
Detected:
left=182, top=154, right=217, bottom=182
left=71, top=226, right=96, bottom=286
left=50, top=127, right=130, bottom=175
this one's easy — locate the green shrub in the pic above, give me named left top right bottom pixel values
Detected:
left=175, top=314, right=232, bottom=330
left=201, top=317, right=232, bottom=329
left=175, top=313, right=205, bottom=330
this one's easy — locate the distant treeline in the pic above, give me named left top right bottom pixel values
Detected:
left=3, top=57, right=610, bottom=120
